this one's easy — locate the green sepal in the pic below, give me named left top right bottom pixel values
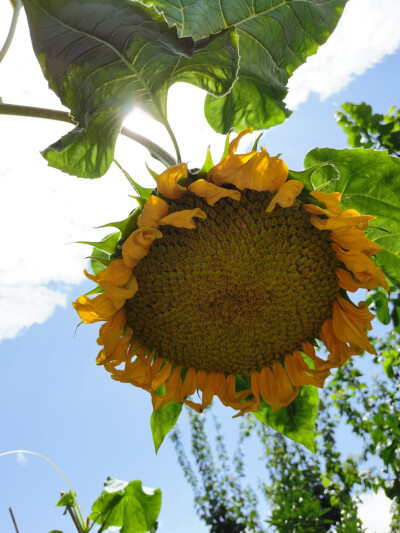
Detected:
left=129, top=196, right=147, bottom=209
left=253, top=385, right=319, bottom=452
left=89, top=248, right=112, bottom=276
left=129, top=181, right=155, bottom=200
left=252, top=133, right=263, bottom=152
left=196, top=146, right=215, bottom=177
left=79, top=232, right=120, bottom=255
left=150, top=401, right=183, bottom=454
left=177, top=173, right=197, bottom=188
left=146, top=164, right=160, bottom=182
left=288, top=162, right=339, bottom=192
left=98, top=208, right=141, bottom=238
left=220, top=130, right=233, bottom=161
left=84, top=285, right=104, bottom=297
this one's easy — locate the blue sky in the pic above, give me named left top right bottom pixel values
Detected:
left=1, top=1, right=400, bottom=531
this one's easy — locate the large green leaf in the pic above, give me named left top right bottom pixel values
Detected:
left=150, top=401, right=183, bottom=453
left=253, top=385, right=319, bottom=452
left=143, top=0, right=348, bottom=132
left=304, top=148, right=400, bottom=284
left=90, top=477, right=161, bottom=533
left=23, top=0, right=239, bottom=178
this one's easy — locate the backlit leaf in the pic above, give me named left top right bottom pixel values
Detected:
left=151, top=401, right=183, bottom=453
left=90, top=477, right=161, bottom=533
left=253, top=385, right=319, bottom=452
left=24, top=0, right=239, bottom=177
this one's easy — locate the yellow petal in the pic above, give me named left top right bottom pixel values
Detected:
left=310, top=190, right=343, bottom=215
left=330, top=228, right=382, bottom=255
left=324, top=214, right=375, bottom=231
left=332, top=244, right=389, bottom=290
left=157, top=163, right=188, bottom=199
left=208, top=149, right=288, bottom=192
left=160, top=208, right=207, bottom=229
left=266, top=179, right=304, bottom=212
left=227, top=127, right=253, bottom=155
left=122, top=227, right=163, bottom=268
left=100, top=278, right=138, bottom=304
left=97, top=308, right=127, bottom=356
left=84, top=259, right=132, bottom=286
left=332, top=300, right=376, bottom=354
left=207, top=152, right=256, bottom=187
left=182, top=367, right=197, bottom=397
left=137, top=195, right=169, bottom=228
left=336, top=268, right=362, bottom=292
left=285, top=350, right=329, bottom=387
left=269, top=360, right=299, bottom=410
left=72, top=293, right=121, bottom=323
left=188, top=179, right=241, bottom=205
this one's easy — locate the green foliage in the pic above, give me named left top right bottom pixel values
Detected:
left=253, top=385, right=319, bottom=452
left=303, top=147, right=400, bottom=284
left=255, top=395, right=365, bottom=533
left=330, top=332, right=400, bottom=500
left=90, top=478, right=161, bottom=533
left=53, top=478, right=161, bottom=532
left=150, top=401, right=183, bottom=453
left=171, top=411, right=263, bottom=533
left=23, top=0, right=238, bottom=178
left=56, top=491, right=76, bottom=514
left=142, top=0, right=348, bottom=133
left=336, top=103, right=400, bottom=156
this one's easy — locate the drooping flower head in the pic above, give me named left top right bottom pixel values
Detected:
left=73, top=129, right=388, bottom=417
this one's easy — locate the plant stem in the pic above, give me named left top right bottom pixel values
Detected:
left=120, top=126, right=176, bottom=167
left=0, top=103, right=176, bottom=167
left=0, top=450, right=86, bottom=530
left=0, top=0, right=22, bottom=63
left=8, top=507, right=20, bottom=533
left=163, top=118, right=182, bottom=163
left=63, top=494, right=85, bottom=533
left=0, top=102, right=76, bottom=123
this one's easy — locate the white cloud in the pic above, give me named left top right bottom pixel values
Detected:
left=16, top=452, right=28, bottom=467
left=358, top=490, right=392, bottom=532
left=285, top=0, right=400, bottom=109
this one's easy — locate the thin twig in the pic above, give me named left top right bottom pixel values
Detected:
left=0, top=0, right=22, bottom=63
left=8, top=507, right=20, bottom=533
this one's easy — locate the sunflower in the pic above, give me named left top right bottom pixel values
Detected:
left=73, top=129, right=388, bottom=417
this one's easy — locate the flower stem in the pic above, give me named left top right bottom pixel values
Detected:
left=0, top=450, right=86, bottom=531
left=0, top=0, right=22, bottom=63
left=0, top=102, right=176, bottom=167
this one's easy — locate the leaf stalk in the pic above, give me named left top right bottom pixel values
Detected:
left=0, top=102, right=176, bottom=167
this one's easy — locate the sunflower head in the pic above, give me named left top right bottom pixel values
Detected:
left=73, top=129, right=388, bottom=418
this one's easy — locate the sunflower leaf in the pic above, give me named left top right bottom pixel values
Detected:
left=23, top=0, right=239, bottom=178
left=90, top=478, right=161, bottom=533
left=150, top=401, right=183, bottom=454
left=253, top=386, right=319, bottom=452
left=139, top=0, right=347, bottom=132
left=288, top=162, right=339, bottom=192
left=304, top=148, right=400, bottom=284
